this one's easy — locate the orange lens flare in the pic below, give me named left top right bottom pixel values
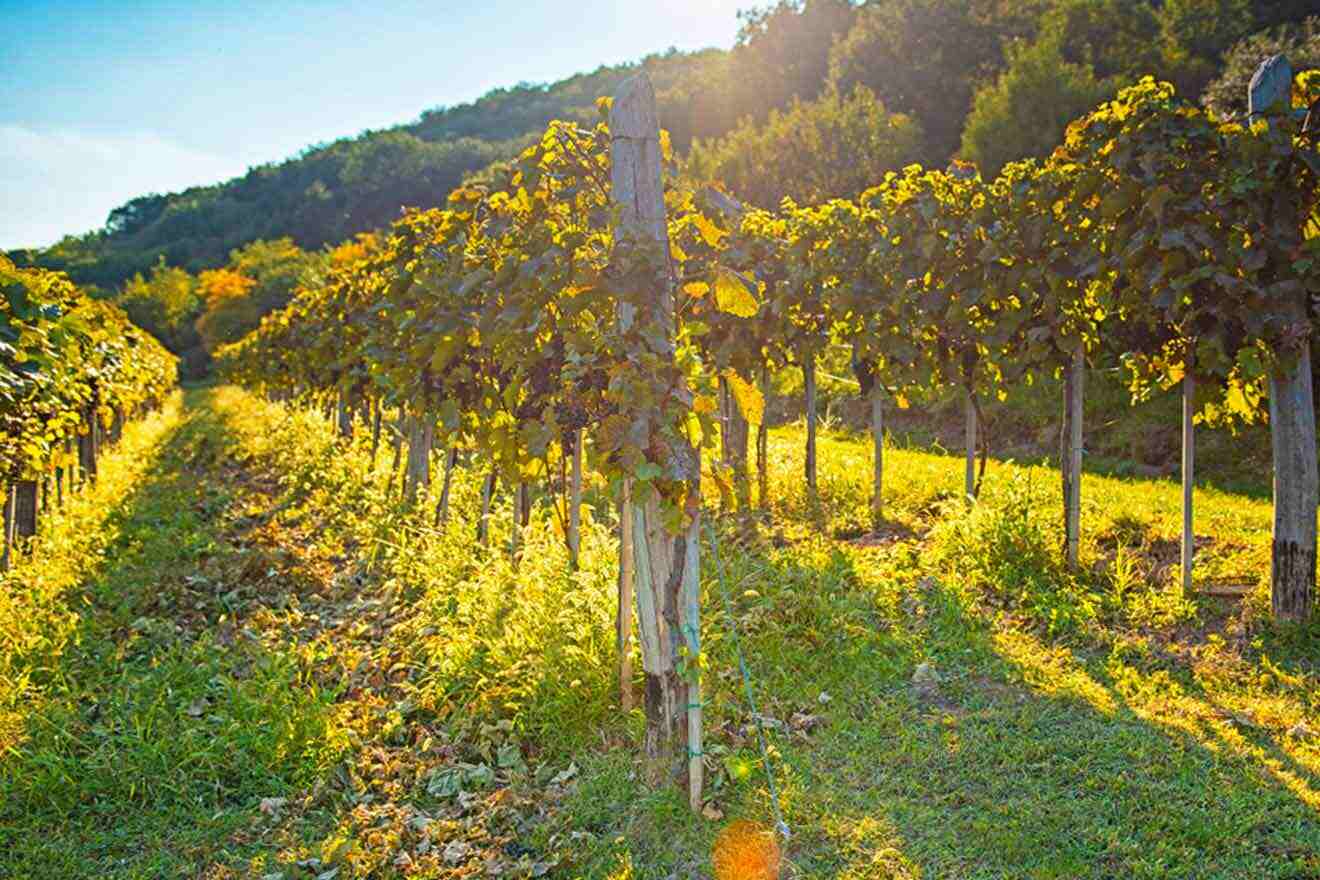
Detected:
left=712, top=820, right=781, bottom=880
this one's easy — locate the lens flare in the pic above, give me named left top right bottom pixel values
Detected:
left=712, top=820, right=781, bottom=880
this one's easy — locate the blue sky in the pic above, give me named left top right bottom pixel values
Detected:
left=0, top=0, right=746, bottom=249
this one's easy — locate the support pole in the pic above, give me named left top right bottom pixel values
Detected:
left=610, top=73, right=701, bottom=808
left=568, top=429, right=583, bottom=569
left=803, top=352, right=817, bottom=506
left=964, top=387, right=977, bottom=501
left=1182, top=364, right=1195, bottom=595
left=1062, top=347, right=1084, bottom=568
left=870, top=385, right=884, bottom=528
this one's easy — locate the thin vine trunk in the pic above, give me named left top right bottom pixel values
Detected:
left=870, top=386, right=884, bottom=528
left=435, top=445, right=457, bottom=526
left=568, top=430, right=583, bottom=569
left=721, top=377, right=751, bottom=511
left=369, top=398, right=383, bottom=463
left=14, top=480, right=37, bottom=543
left=2, top=484, right=14, bottom=571
left=477, top=471, right=497, bottom=545
left=803, top=352, right=817, bottom=506
left=757, top=366, right=770, bottom=511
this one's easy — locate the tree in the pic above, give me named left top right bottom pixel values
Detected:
left=961, top=36, right=1114, bottom=176
left=1158, top=0, right=1255, bottom=96
left=733, top=0, right=858, bottom=118
left=828, top=0, right=1035, bottom=163
left=117, top=258, right=200, bottom=347
left=1038, top=0, right=1162, bottom=81
left=686, top=85, right=924, bottom=208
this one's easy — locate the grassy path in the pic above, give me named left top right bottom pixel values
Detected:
left=2, top=387, right=1319, bottom=878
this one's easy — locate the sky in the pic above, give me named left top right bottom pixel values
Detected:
left=0, top=0, right=746, bottom=250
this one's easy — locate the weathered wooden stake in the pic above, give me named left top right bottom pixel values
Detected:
left=1251, top=55, right=1318, bottom=620
left=610, top=74, right=702, bottom=808
left=404, top=415, right=432, bottom=503
left=618, top=481, right=635, bottom=711
left=1181, top=365, right=1195, bottom=595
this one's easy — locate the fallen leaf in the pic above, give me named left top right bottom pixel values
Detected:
left=259, top=797, right=286, bottom=816
left=443, top=841, right=471, bottom=865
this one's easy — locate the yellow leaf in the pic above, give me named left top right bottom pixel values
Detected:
left=693, top=393, right=718, bottom=415
left=660, top=129, right=674, bottom=164
left=683, top=281, right=710, bottom=297
left=712, top=267, right=758, bottom=318
left=671, top=241, right=689, bottom=263
left=894, top=392, right=910, bottom=409
left=691, top=212, right=727, bottom=248
left=723, top=369, right=764, bottom=426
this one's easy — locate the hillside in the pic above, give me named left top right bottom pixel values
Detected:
left=9, top=49, right=737, bottom=292
left=8, top=2, right=1318, bottom=296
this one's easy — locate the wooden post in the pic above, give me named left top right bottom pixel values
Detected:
left=610, top=74, right=702, bottom=808
left=618, top=481, right=635, bottom=711
left=404, top=414, right=432, bottom=503
left=1181, top=363, right=1195, bottom=594
left=870, top=385, right=884, bottom=528
left=1062, top=347, right=1084, bottom=568
left=1251, top=55, right=1319, bottom=620
left=757, top=365, right=771, bottom=510
left=803, top=352, right=818, bottom=506
left=568, top=429, right=583, bottom=569
left=964, top=387, right=976, bottom=500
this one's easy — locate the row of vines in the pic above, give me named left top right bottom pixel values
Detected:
left=0, top=254, right=178, bottom=564
left=216, top=59, right=1320, bottom=807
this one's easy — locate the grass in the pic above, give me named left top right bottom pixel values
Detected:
left=1, top=385, right=1318, bottom=878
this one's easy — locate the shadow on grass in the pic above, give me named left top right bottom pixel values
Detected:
left=759, top=566, right=1320, bottom=879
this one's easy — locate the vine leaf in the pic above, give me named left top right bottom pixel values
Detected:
left=722, top=368, right=764, bottom=426
left=712, top=267, right=759, bottom=317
